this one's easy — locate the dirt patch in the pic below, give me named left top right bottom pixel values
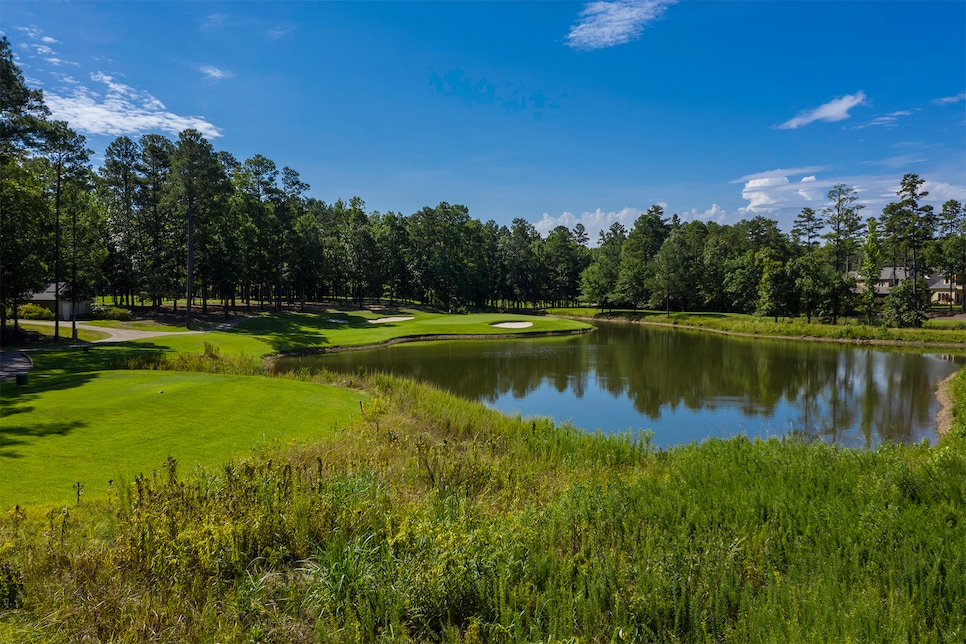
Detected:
left=936, top=371, right=958, bottom=435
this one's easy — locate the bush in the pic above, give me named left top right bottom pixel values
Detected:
left=882, top=280, right=928, bottom=328
left=91, top=303, right=133, bottom=321
left=17, top=303, right=55, bottom=320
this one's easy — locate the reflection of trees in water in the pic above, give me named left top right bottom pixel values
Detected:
left=280, top=324, right=960, bottom=445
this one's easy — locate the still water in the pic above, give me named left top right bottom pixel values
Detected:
left=275, top=322, right=964, bottom=448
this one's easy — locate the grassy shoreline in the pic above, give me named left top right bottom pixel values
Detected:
left=544, top=307, right=966, bottom=349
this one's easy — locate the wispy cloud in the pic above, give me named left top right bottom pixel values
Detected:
left=933, top=93, right=966, bottom=106
left=45, top=72, right=222, bottom=139
left=200, top=14, right=226, bottom=32
left=15, top=25, right=68, bottom=61
left=267, top=27, right=293, bottom=39
left=197, top=65, right=233, bottom=81
left=776, top=91, right=866, bottom=130
left=863, top=153, right=928, bottom=170
left=566, top=0, right=677, bottom=50
left=854, top=109, right=916, bottom=129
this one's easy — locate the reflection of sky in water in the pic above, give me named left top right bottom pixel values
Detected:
left=489, top=378, right=816, bottom=449
left=483, top=350, right=958, bottom=449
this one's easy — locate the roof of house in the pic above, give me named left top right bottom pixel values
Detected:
left=28, top=282, right=66, bottom=302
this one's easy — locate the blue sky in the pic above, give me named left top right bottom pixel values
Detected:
left=5, top=1, right=965, bottom=239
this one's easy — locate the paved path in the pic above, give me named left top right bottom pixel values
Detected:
left=0, top=351, right=33, bottom=384
left=1, top=317, right=249, bottom=383
left=15, top=319, right=206, bottom=343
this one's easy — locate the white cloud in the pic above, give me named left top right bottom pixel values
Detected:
left=922, top=181, right=966, bottom=203
left=15, top=26, right=42, bottom=39
left=733, top=168, right=831, bottom=214
left=534, top=207, right=645, bottom=243
left=267, top=27, right=293, bottom=39
left=933, top=93, right=966, bottom=106
left=41, top=36, right=59, bottom=44
left=44, top=57, right=79, bottom=67
left=741, top=176, right=789, bottom=211
left=566, top=0, right=677, bottom=50
left=198, top=65, right=233, bottom=81
left=45, top=72, right=222, bottom=139
left=680, top=203, right=728, bottom=223
left=777, top=91, right=866, bottom=130
left=854, top=109, right=916, bottom=129
left=732, top=166, right=829, bottom=184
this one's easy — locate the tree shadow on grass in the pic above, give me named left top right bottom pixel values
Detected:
left=0, top=420, right=87, bottom=459
left=7, top=342, right=174, bottom=398
left=219, top=311, right=391, bottom=354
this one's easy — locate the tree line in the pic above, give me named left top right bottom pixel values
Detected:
left=2, top=36, right=963, bottom=333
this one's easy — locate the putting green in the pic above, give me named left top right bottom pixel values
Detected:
left=0, top=370, right=365, bottom=508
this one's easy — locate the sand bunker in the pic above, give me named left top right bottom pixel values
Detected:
left=327, top=318, right=350, bottom=324
left=368, top=316, right=415, bottom=324
left=491, top=321, right=534, bottom=329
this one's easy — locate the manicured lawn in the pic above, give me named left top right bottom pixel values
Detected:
left=128, top=309, right=592, bottom=356
left=0, top=370, right=365, bottom=507
left=18, top=323, right=110, bottom=343
left=80, top=319, right=195, bottom=332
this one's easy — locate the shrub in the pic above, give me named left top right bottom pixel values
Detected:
left=17, top=303, right=55, bottom=320
left=91, top=303, right=133, bottom=321
left=882, top=280, right=928, bottom=328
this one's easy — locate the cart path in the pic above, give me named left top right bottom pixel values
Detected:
left=1, top=317, right=250, bottom=383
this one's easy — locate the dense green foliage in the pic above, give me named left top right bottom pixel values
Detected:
left=1, top=368, right=965, bottom=641
left=2, top=37, right=962, bottom=338
left=12, top=303, right=53, bottom=320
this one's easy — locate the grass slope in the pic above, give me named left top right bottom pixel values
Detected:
left=0, top=370, right=365, bottom=507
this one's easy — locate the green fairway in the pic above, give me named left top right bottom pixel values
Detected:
left=128, top=309, right=592, bottom=356
left=18, top=323, right=110, bottom=343
left=1, top=309, right=586, bottom=508
left=0, top=370, right=365, bottom=507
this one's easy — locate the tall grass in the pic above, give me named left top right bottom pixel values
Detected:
left=1, top=367, right=965, bottom=641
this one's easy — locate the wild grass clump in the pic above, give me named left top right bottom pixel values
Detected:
left=948, top=367, right=966, bottom=440
left=111, top=344, right=266, bottom=375
left=2, top=371, right=965, bottom=642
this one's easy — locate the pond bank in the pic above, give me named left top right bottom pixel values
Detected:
left=267, top=326, right=596, bottom=362
left=563, top=313, right=966, bottom=351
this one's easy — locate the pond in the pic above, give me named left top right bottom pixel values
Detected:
left=274, top=321, right=965, bottom=448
